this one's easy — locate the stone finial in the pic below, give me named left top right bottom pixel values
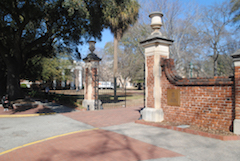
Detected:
left=88, top=40, right=96, bottom=53
left=149, top=12, right=163, bottom=36
left=83, top=40, right=101, bottom=62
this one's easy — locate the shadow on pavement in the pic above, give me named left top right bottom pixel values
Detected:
left=41, top=102, right=77, bottom=113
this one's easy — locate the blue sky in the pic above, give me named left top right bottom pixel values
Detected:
left=79, top=0, right=226, bottom=57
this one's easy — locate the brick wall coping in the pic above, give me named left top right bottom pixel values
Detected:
left=161, top=58, right=233, bottom=86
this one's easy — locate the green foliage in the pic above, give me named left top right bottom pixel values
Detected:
left=42, top=58, right=61, bottom=81
left=28, top=90, right=38, bottom=98
left=41, top=57, right=74, bottom=82
left=20, top=84, right=28, bottom=88
left=103, top=0, right=139, bottom=38
left=0, top=0, right=111, bottom=99
left=21, top=55, right=43, bottom=81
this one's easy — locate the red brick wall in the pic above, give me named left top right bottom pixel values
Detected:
left=159, top=58, right=234, bottom=132
left=91, top=68, right=97, bottom=100
left=147, top=56, right=154, bottom=108
left=85, top=68, right=88, bottom=100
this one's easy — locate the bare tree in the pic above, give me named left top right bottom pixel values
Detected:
left=102, top=41, right=144, bottom=88
left=127, top=0, right=202, bottom=77
left=94, top=47, right=114, bottom=82
left=200, top=1, right=233, bottom=76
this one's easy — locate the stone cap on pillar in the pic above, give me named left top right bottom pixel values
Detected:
left=83, top=53, right=101, bottom=62
left=231, top=49, right=240, bottom=62
left=140, top=36, right=173, bottom=47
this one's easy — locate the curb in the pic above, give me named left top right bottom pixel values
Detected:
left=0, top=112, right=56, bottom=118
left=135, top=120, right=240, bottom=141
left=0, top=128, right=98, bottom=156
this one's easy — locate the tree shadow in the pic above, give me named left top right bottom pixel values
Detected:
left=36, top=106, right=55, bottom=114
left=13, top=104, right=38, bottom=113
left=32, top=129, right=169, bottom=161
left=42, top=102, right=77, bottom=113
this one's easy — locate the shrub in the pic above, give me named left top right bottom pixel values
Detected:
left=20, top=84, right=28, bottom=88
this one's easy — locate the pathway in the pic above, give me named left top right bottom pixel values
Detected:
left=0, top=103, right=240, bottom=161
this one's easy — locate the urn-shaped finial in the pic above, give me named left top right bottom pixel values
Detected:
left=149, top=12, right=163, bottom=36
left=88, top=40, right=96, bottom=53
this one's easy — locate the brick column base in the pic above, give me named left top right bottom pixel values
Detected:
left=234, top=120, right=240, bottom=135
left=82, top=100, right=102, bottom=111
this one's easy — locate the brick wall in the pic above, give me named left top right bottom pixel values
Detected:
left=160, top=58, right=234, bottom=132
left=147, top=56, right=154, bottom=108
left=85, top=68, right=88, bottom=100
left=91, top=68, right=97, bottom=100
left=234, top=66, right=240, bottom=120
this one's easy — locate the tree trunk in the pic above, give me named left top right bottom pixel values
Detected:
left=0, top=60, right=7, bottom=97
left=0, top=74, right=7, bottom=97
left=6, top=62, right=23, bottom=100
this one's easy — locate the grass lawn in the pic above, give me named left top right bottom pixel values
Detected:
left=47, top=88, right=144, bottom=109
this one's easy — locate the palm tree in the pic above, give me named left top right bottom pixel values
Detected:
left=103, top=0, right=139, bottom=101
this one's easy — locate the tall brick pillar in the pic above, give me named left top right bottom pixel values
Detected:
left=82, top=41, right=102, bottom=111
left=232, top=49, right=240, bottom=134
left=140, top=12, right=173, bottom=122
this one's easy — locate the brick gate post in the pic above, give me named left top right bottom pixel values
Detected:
left=82, top=41, right=102, bottom=111
left=140, top=12, right=173, bottom=122
left=232, top=49, right=240, bottom=134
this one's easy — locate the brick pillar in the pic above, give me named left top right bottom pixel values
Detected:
left=91, top=67, right=98, bottom=100
left=82, top=60, right=101, bottom=110
left=82, top=41, right=102, bottom=110
left=140, top=12, right=173, bottom=122
left=84, top=62, right=98, bottom=100
left=232, top=49, right=240, bottom=134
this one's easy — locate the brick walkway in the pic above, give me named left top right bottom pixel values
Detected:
left=0, top=129, right=182, bottom=161
left=0, top=106, right=185, bottom=161
left=62, top=107, right=142, bottom=127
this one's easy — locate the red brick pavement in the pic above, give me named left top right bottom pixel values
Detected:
left=62, top=107, right=142, bottom=127
left=0, top=129, right=182, bottom=161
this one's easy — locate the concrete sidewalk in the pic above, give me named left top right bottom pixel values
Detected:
left=0, top=115, right=94, bottom=153
left=0, top=106, right=240, bottom=161
left=103, top=123, right=240, bottom=161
